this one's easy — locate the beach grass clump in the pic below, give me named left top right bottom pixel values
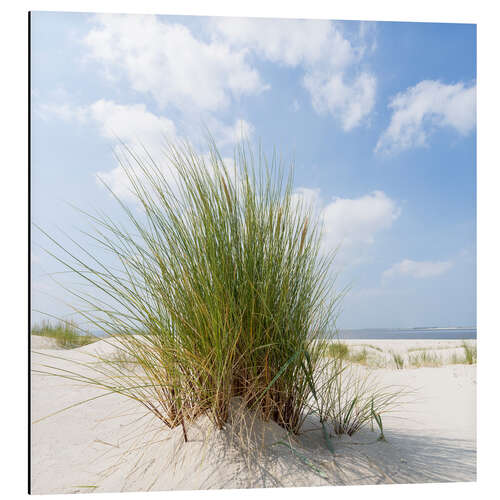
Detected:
left=315, top=360, right=402, bottom=436
left=31, top=320, right=96, bottom=349
left=462, top=341, right=477, bottom=364
left=325, top=341, right=350, bottom=360
left=408, top=350, right=442, bottom=368
left=348, top=347, right=369, bottom=365
left=36, top=140, right=342, bottom=436
left=450, top=342, right=477, bottom=365
left=390, top=351, right=405, bottom=370
left=320, top=342, right=387, bottom=368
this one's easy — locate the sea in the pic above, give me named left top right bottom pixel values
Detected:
left=92, top=327, right=477, bottom=340
left=335, top=327, right=476, bottom=340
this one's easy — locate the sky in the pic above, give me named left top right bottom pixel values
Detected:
left=30, top=12, right=476, bottom=329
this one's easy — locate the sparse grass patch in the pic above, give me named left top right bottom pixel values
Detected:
left=462, top=341, right=477, bottom=364
left=450, top=342, right=477, bottom=365
left=408, top=350, right=442, bottom=368
left=365, top=354, right=389, bottom=369
left=390, top=351, right=405, bottom=370
left=325, top=341, right=350, bottom=360
left=321, top=342, right=387, bottom=368
left=348, top=348, right=369, bottom=365
left=315, top=360, right=403, bottom=436
left=408, top=345, right=454, bottom=353
left=31, top=320, right=96, bottom=349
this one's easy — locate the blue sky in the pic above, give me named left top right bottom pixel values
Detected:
left=30, top=12, right=476, bottom=329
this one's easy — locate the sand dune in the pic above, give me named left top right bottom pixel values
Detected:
left=30, top=336, right=60, bottom=350
left=30, top=339, right=476, bottom=494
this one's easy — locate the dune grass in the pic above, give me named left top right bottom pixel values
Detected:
left=314, top=359, right=403, bottom=436
left=35, top=140, right=346, bottom=437
left=321, top=342, right=389, bottom=369
left=450, top=341, right=477, bottom=365
left=462, top=341, right=477, bottom=364
left=325, top=341, right=350, bottom=360
left=34, top=139, right=408, bottom=450
left=322, top=342, right=476, bottom=370
left=31, top=320, right=96, bottom=349
left=390, top=351, right=405, bottom=370
left=408, top=350, right=442, bottom=368
left=348, top=347, right=369, bottom=365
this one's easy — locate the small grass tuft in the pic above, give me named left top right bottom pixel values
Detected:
left=31, top=320, right=96, bottom=349
left=408, top=350, right=442, bottom=368
left=326, top=341, right=350, bottom=360
left=348, top=348, right=369, bottom=365
left=316, top=360, right=403, bottom=436
left=390, top=351, right=405, bottom=370
left=462, top=341, right=477, bottom=364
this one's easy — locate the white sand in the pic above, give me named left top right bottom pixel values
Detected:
left=30, top=339, right=476, bottom=494
left=30, top=336, right=60, bottom=350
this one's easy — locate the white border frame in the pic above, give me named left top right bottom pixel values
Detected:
left=2, top=1, right=497, bottom=499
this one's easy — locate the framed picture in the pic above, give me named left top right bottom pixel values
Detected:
left=29, top=9, right=476, bottom=496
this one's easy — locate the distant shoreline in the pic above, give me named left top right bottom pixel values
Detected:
left=86, top=327, right=477, bottom=341
left=335, top=327, right=476, bottom=340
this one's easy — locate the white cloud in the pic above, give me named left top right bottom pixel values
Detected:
left=84, top=14, right=268, bottom=112
left=211, top=18, right=377, bottom=130
left=39, top=99, right=177, bottom=145
left=39, top=99, right=252, bottom=200
left=321, top=190, right=400, bottom=253
left=90, top=100, right=178, bottom=146
left=38, top=99, right=179, bottom=198
left=304, top=71, right=376, bottom=131
left=90, top=100, right=180, bottom=199
left=81, top=16, right=376, bottom=131
left=292, top=188, right=400, bottom=265
left=375, top=80, right=476, bottom=154
left=382, top=259, right=453, bottom=280
left=203, top=117, right=255, bottom=147
left=211, top=18, right=356, bottom=68
left=291, top=187, right=321, bottom=212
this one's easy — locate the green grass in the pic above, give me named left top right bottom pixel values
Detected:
left=325, top=341, right=350, bottom=360
left=34, top=139, right=406, bottom=448
left=348, top=348, right=369, bottom=365
left=408, top=350, right=443, bottom=368
left=35, top=140, right=345, bottom=436
left=322, top=343, right=386, bottom=368
left=390, top=351, right=405, bottom=370
left=315, top=359, right=403, bottom=436
left=31, top=320, right=96, bottom=349
left=462, top=341, right=477, bottom=364
left=323, top=342, right=476, bottom=370
left=450, top=342, right=477, bottom=365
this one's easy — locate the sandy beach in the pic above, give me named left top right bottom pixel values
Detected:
left=30, top=338, right=476, bottom=494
